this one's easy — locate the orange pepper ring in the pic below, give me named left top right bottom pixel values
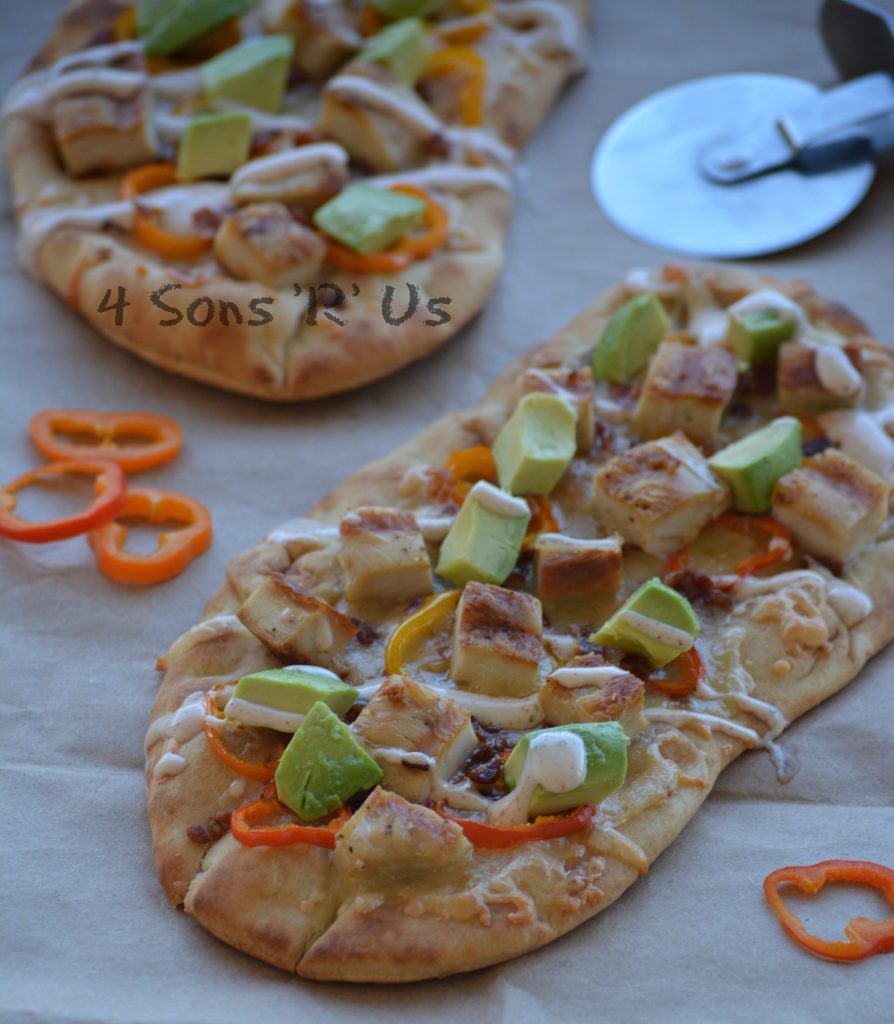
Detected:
left=202, top=685, right=281, bottom=781
left=646, top=646, right=704, bottom=699
left=0, top=459, right=126, bottom=544
left=764, top=860, right=894, bottom=962
left=420, top=46, right=487, bottom=127
left=438, top=803, right=596, bottom=849
left=122, top=163, right=214, bottom=260
left=231, top=797, right=351, bottom=848
left=89, top=486, right=212, bottom=585
left=29, top=409, right=184, bottom=473
left=324, top=185, right=450, bottom=273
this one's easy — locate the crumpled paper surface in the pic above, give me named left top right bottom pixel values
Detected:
left=2, top=1, right=893, bottom=1021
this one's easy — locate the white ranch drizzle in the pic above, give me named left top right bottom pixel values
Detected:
left=161, top=614, right=247, bottom=664
left=147, top=691, right=208, bottom=781
left=219, top=777, right=248, bottom=808
left=370, top=164, right=513, bottom=195
left=622, top=611, right=694, bottom=652
left=644, top=708, right=761, bottom=746
left=534, top=532, right=620, bottom=552
left=154, top=107, right=314, bottom=141
left=487, top=731, right=587, bottom=826
left=443, top=127, right=516, bottom=171
left=550, top=666, right=628, bottom=689
left=734, top=568, right=826, bottom=601
left=323, top=74, right=442, bottom=138
left=587, top=821, right=649, bottom=875
left=686, top=284, right=729, bottom=347
left=430, top=776, right=492, bottom=812
left=543, top=631, right=582, bottom=661
left=18, top=201, right=135, bottom=276
left=224, top=696, right=304, bottom=733
left=468, top=480, right=529, bottom=517
left=369, top=745, right=434, bottom=768
left=415, top=514, right=456, bottom=542
left=56, top=40, right=144, bottom=72
left=818, top=409, right=894, bottom=479
left=230, top=142, right=347, bottom=187
left=135, top=182, right=231, bottom=236
left=653, top=435, right=716, bottom=487
left=441, top=689, right=544, bottom=729
left=727, top=287, right=807, bottom=337
left=147, top=67, right=203, bottom=101
left=697, top=679, right=787, bottom=739
left=265, top=518, right=339, bottom=545
left=154, top=751, right=188, bottom=779
left=5, top=68, right=147, bottom=121
left=494, top=0, right=587, bottom=69
left=826, top=579, right=873, bottom=626
left=814, top=346, right=862, bottom=398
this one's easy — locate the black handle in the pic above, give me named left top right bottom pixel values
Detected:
left=820, top=0, right=894, bottom=78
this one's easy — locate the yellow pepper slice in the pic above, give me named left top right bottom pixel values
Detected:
left=384, top=590, right=460, bottom=675
left=419, top=46, right=487, bottom=127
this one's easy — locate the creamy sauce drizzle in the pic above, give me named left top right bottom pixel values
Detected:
left=643, top=708, right=760, bottom=746
left=370, top=165, right=513, bottom=195
left=224, top=696, right=304, bottom=733
left=324, top=74, right=441, bottom=137
left=147, top=691, right=208, bottom=781
left=818, top=410, right=894, bottom=479
left=468, top=480, right=529, bottom=517
left=487, top=731, right=587, bottom=826
left=622, top=611, right=694, bottom=652
left=550, top=665, right=628, bottom=689
left=814, top=346, right=862, bottom=398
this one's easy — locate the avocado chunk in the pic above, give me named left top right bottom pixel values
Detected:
left=503, top=722, right=628, bottom=817
left=592, top=292, right=670, bottom=383
left=728, top=309, right=796, bottom=369
left=229, top=665, right=358, bottom=731
left=360, top=19, right=430, bottom=84
left=436, top=481, right=530, bottom=586
left=176, top=111, right=253, bottom=181
left=367, top=0, right=440, bottom=21
left=200, top=35, right=294, bottom=113
left=708, top=416, right=802, bottom=513
left=274, top=702, right=382, bottom=822
left=312, top=184, right=424, bottom=254
left=136, top=0, right=255, bottom=58
left=590, top=577, right=699, bottom=668
left=492, top=393, right=578, bottom=496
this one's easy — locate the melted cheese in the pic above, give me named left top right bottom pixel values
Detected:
left=487, top=730, right=587, bottom=826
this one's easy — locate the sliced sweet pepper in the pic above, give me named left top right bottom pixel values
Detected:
left=522, top=494, right=559, bottom=551
left=0, top=459, right=126, bottom=543
left=764, top=860, right=894, bottom=962
left=89, top=486, right=212, bottom=585
left=419, top=46, right=486, bottom=127
left=645, top=646, right=704, bottom=699
left=231, top=787, right=351, bottom=848
left=122, top=162, right=213, bottom=259
left=203, top=686, right=283, bottom=781
left=324, top=184, right=449, bottom=273
left=665, top=513, right=792, bottom=578
left=384, top=589, right=460, bottom=675
left=29, top=409, right=184, bottom=473
left=438, top=803, right=596, bottom=848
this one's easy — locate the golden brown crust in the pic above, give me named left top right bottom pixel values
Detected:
left=147, top=265, right=894, bottom=981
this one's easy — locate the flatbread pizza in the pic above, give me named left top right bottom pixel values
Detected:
left=2, top=0, right=588, bottom=399
left=146, top=263, right=894, bottom=981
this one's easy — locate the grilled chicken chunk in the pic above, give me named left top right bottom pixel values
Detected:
left=213, top=202, right=326, bottom=289
left=777, top=341, right=863, bottom=416
left=632, top=341, right=737, bottom=442
left=533, top=532, right=622, bottom=603
left=450, top=582, right=543, bottom=698
left=352, top=676, right=477, bottom=803
left=522, top=365, right=597, bottom=452
left=261, top=0, right=360, bottom=78
left=539, top=654, right=647, bottom=737
left=52, top=90, right=157, bottom=177
left=592, top=432, right=730, bottom=557
left=338, top=507, right=433, bottom=606
left=772, top=449, right=890, bottom=565
left=237, top=572, right=357, bottom=671
left=333, top=787, right=471, bottom=883
left=230, top=144, right=349, bottom=210
left=316, top=64, right=439, bottom=172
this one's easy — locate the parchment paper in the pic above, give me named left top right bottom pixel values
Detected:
left=2, top=2, right=893, bottom=1022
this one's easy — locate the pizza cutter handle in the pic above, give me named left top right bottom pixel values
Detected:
left=820, top=0, right=894, bottom=80
left=777, top=72, right=894, bottom=151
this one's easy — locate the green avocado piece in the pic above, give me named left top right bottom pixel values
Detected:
left=492, top=393, right=577, bottom=496
left=708, top=416, right=802, bottom=514
left=176, top=111, right=253, bottom=181
left=436, top=481, right=530, bottom=587
left=591, top=577, right=699, bottom=668
left=503, top=722, right=628, bottom=818
left=367, top=0, right=440, bottom=21
left=360, top=19, right=430, bottom=83
left=312, top=184, right=425, bottom=254
left=592, top=292, right=670, bottom=383
left=200, top=35, right=294, bottom=113
left=274, top=702, right=382, bottom=822
left=233, top=666, right=358, bottom=717
left=136, top=0, right=256, bottom=58
left=728, top=309, right=797, bottom=369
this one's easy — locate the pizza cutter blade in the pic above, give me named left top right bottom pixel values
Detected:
left=591, top=72, right=878, bottom=259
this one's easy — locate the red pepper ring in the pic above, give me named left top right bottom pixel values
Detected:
left=437, top=803, right=596, bottom=849
left=764, top=860, right=894, bottom=962
left=646, top=646, right=704, bottom=700
left=29, top=409, right=184, bottom=473
left=231, top=796, right=351, bottom=849
left=0, top=459, right=126, bottom=543
left=89, top=486, right=212, bottom=585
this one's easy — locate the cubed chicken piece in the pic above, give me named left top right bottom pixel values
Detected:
left=539, top=653, right=647, bottom=737
left=777, top=341, right=863, bottom=416
left=316, top=65, right=438, bottom=172
left=237, top=572, right=357, bottom=671
left=450, top=582, right=543, bottom=698
left=533, top=532, right=622, bottom=603
left=632, top=341, right=737, bottom=442
left=351, top=676, right=477, bottom=803
left=592, top=432, right=730, bottom=557
left=213, top=202, right=326, bottom=289
left=772, top=449, right=890, bottom=565
left=333, top=787, right=470, bottom=883
left=230, top=143, right=349, bottom=209
left=51, top=91, right=157, bottom=177
left=262, top=0, right=360, bottom=78
left=522, top=365, right=596, bottom=452
left=338, top=507, right=432, bottom=606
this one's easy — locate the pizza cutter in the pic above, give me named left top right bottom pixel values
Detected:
left=591, top=0, right=894, bottom=258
